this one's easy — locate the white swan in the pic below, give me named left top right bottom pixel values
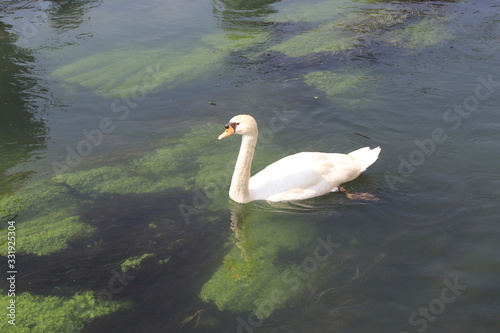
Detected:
left=218, top=114, right=381, bottom=203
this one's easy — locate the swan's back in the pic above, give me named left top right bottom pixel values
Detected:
left=248, top=147, right=380, bottom=202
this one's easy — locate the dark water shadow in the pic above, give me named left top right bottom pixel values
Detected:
left=16, top=188, right=232, bottom=332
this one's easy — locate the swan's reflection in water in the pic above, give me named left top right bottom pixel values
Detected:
left=199, top=196, right=387, bottom=330
left=202, top=200, right=388, bottom=332
left=200, top=201, right=319, bottom=318
left=200, top=197, right=362, bottom=318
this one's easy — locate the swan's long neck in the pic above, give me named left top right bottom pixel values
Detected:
left=229, top=131, right=258, bottom=203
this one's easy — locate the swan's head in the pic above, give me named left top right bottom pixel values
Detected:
left=218, top=114, right=257, bottom=140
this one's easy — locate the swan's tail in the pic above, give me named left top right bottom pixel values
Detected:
left=348, top=146, right=381, bottom=172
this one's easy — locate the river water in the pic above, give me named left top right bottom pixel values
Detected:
left=1, top=0, right=499, bottom=332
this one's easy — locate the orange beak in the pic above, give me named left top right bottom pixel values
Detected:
left=218, top=125, right=235, bottom=140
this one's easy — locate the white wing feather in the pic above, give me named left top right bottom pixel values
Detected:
left=248, top=151, right=371, bottom=202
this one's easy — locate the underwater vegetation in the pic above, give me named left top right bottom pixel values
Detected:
left=0, top=122, right=244, bottom=330
left=1, top=119, right=311, bottom=328
left=0, top=290, right=130, bottom=332
left=57, top=165, right=178, bottom=196
left=268, top=22, right=358, bottom=57
left=263, top=2, right=454, bottom=99
left=0, top=123, right=239, bottom=257
left=52, top=30, right=268, bottom=97
left=17, top=210, right=95, bottom=256
left=50, top=0, right=454, bottom=103
left=384, top=17, right=454, bottom=49
left=266, top=5, right=454, bottom=62
left=0, top=181, right=94, bottom=256
left=200, top=208, right=316, bottom=318
left=336, top=7, right=412, bottom=34
left=121, top=253, right=154, bottom=272
left=304, top=69, right=378, bottom=98
left=201, top=30, right=268, bottom=53
left=52, top=46, right=224, bottom=97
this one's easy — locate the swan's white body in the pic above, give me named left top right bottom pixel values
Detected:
left=218, top=115, right=381, bottom=204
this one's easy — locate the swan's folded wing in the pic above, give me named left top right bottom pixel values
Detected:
left=248, top=152, right=362, bottom=201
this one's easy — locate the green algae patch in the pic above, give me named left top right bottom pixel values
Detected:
left=131, top=122, right=238, bottom=196
left=0, top=122, right=240, bottom=256
left=384, top=17, right=454, bottom=49
left=266, top=2, right=453, bottom=59
left=201, top=30, right=268, bottom=53
left=0, top=290, right=131, bottom=332
left=304, top=69, right=378, bottom=97
left=53, top=46, right=224, bottom=97
left=200, top=245, right=284, bottom=318
left=121, top=253, right=154, bottom=272
left=200, top=210, right=316, bottom=318
left=16, top=209, right=95, bottom=256
left=0, top=180, right=94, bottom=256
left=269, top=22, right=357, bottom=57
left=57, top=123, right=237, bottom=198
left=336, top=6, right=411, bottom=35
left=158, top=256, right=171, bottom=265
left=56, top=165, right=178, bottom=196
left=53, top=29, right=268, bottom=98
left=0, top=180, right=80, bottom=218
left=132, top=122, right=239, bottom=211
left=0, top=194, right=21, bottom=219
left=0, top=204, right=93, bottom=257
